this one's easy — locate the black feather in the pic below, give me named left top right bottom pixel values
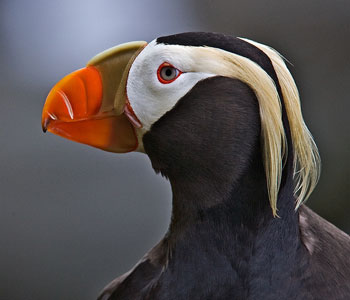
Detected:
left=98, top=35, right=350, bottom=299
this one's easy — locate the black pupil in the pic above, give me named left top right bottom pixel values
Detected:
left=165, top=68, right=173, bottom=77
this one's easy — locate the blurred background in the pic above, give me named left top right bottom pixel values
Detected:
left=1, top=0, right=349, bottom=299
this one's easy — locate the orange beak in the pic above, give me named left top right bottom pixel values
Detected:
left=41, top=41, right=147, bottom=153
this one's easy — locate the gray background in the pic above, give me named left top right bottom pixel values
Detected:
left=1, top=0, right=349, bottom=299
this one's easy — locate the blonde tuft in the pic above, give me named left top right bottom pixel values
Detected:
left=241, top=38, right=321, bottom=210
left=185, top=38, right=320, bottom=216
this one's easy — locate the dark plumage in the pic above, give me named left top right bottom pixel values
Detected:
left=98, top=75, right=350, bottom=300
left=41, top=32, right=350, bottom=300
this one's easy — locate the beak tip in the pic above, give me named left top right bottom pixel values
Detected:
left=42, top=116, right=50, bottom=133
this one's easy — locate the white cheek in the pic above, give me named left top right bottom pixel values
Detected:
left=127, top=64, right=214, bottom=131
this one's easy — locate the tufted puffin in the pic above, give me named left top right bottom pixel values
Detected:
left=42, top=32, right=350, bottom=300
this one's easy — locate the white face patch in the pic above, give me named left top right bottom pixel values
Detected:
left=126, top=40, right=215, bottom=131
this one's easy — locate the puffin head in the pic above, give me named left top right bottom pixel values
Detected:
left=42, top=32, right=320, bottom=216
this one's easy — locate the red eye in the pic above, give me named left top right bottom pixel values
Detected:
left=157, top=62, right=182, bottom=84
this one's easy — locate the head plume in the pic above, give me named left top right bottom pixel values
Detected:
left=157, top=33, right=321, bottom=216
left=241, top=38, right=321, bottom=213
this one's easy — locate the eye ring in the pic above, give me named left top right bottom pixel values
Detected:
left=157, top=63, right=182, bottom=84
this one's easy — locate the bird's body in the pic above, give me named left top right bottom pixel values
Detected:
left=98, top=76, right=350, bottom=300
left=99, top=206, right=350, bottom=300
left=42, top=32, right=350, bottom=299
